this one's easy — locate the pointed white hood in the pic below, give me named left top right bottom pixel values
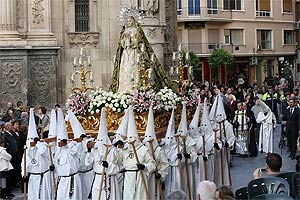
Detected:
left=96, top=107, right=111, bottom=144
left=189, top=100, right=201, bottom=138
left=162, top=109, right=176, bottom=146
left=48, top=109, right=57, bottom=138
left=200, top=100, right=213, bottom=137
left=114, top=108, right=129, bottom=144
left=66, top=110, right=85, bottom=138
left=215, top=92, right=227, bottom=123
left=26, top=108, right=39, bottom=147
left=258, top=99, right=271, bottom=113
left=143, top=106, right=158, bottom=148
left=126, top=105, right=141, bottom=144
left=56, top=108, right=68, bottom=142
left=177, top=102, right=188, bottom=136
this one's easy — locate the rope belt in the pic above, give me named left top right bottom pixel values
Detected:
left=79, top=168, right=93, bottom=173
left=29, top=169, right=50, bottom=199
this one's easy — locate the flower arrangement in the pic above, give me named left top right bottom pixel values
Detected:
left=88, top=88, right=130, bottom=114
left=66, top=91, right=91, bottom=115
left=156, top=87, right=180, bottom=111
left=131, top=89, right=159, bottom=113
left=180, top=86, right=201, bottom=107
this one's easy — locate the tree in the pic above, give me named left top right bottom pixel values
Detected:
left=208, top=48, right=233, bottom=85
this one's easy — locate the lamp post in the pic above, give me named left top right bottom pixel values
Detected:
left=71, top=48, right=94, bottom=93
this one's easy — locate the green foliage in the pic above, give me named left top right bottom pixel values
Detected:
left=208, top=49, right=233, bottom=68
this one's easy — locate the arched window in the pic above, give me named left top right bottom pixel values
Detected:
left=75, top=0, right=89, bottom=32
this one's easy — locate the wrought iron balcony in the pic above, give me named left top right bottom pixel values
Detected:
left=180, top=43, right=245, bottom=55
left=177, top=7, right=233, bottom=22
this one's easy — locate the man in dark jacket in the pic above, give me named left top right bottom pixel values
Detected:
left=283, top=98, right=300, bottom=159
left=2, top=122, right=18, bottom=198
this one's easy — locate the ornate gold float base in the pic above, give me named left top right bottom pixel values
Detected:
left=67, top=106, right=196, bottom=138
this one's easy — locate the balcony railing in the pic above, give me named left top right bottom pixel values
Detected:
left=177, top=7, right=232, bottom=21
left=180, top=43, right=243, bottom=54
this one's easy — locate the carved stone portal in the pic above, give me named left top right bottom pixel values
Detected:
left=32, top=0, right=45, bottom=25
left=67, top=32, right=100, bottom=48
left=1, top=61, right=24, bottom=102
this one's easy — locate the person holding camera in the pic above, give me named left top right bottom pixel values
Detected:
left=252, top=153, right=282, bottom=179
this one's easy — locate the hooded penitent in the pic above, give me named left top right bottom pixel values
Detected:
left=126, top=105, right=141, bottom=145
left=26, top=108, right=39, bottom=147
left=95, top=107, right=111, bottom=153
left=113, top=108, right=129, bottom=144
left=162, top=109, right=176, bottom=147
left=200, top=100, right=214, bottom=138
left=66, top=110, right=86, bottom=138
left=56, top=108, right=68, bottom=144
left=215, top=92, right=227, bottom=123
left=48, top=109, right=57, bottom=138
left=143, top=106, right=158, bottom=149
left=177, top=102, right=188, bottom=136
left=188, top=99, right=201, bottom=138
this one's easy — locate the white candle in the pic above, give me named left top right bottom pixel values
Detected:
left=141, top=44, right=145, bottom=53
left=87, top=56, right=91, bottom=64
left=73, top=57, right=77, bottom=66
left=172, top=52, right=176, bottom=61
left=186, top=52, right=189, bottom=60
left=151, top=54, right=154, bottom=62
left=80, top=48, right=83, bottom=56
left=189, top=66, right=193, bottom=75
left=136, top=54, right=140, bottom=63
left=178, top=44, right=182, bottom=52
left=113, top=56, right=116, bottom=63
left=71, top=74, right=75, bottom=82
left=176, top=66, right=179, bottom=74
left=148, top=68, right=152, bottom=79
left=90, top=72, right=93, bottom=80
left=79, top=58, right=82, bottom=64
left=170, top=66, right=174, bottom=75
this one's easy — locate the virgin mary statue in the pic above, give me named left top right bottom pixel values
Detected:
left=109, top=7, right=175, bottom=94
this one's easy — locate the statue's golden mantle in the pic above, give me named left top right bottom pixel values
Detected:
left=67, top=106, right=196, bottom=138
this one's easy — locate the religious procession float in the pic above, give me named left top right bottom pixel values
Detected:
left=66, top=7, right=201, bottom=138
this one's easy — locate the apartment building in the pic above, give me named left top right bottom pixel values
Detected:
left=177, top=0, right=298, bottom=86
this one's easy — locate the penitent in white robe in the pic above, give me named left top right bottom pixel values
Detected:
left=257, top=111, right=276, bottom=153
left=55, top=141, right=82, bottom=200
left=161, top=141, right=182, bottom=197
left=77, top=139, right=94, bottom=199
left=85, top=145, right=121, bottom=200
left=147, top=146, right=169, bottom=200
left=22, top=141, right=53, bottom=200
left=116, top=143, right=155, bottom=200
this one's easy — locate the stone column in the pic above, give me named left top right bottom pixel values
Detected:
left=0, top=0, right=19, bottom=35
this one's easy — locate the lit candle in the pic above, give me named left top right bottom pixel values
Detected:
left=79, top=58, right=82, bottom=64
left=113, top=55, right=116, bottom=62
left=90, top=72, right=93, bottom=80
left=73, top=57, right=77, bottom=66
left=176, top=66, right=179, bottom=74
left=151, top=54, right=154, bottom=62
left=87, top=56, right=91, bottom=64
left=178, top=44, right=182, bottom=52
left=80, top=48, right=83, bottom=56
left=172, top=52, right=176, bottom=61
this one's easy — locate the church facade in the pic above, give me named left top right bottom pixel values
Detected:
left=0, top=0, right=177, bottom=107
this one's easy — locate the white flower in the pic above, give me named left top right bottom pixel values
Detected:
left=124, top=104, right=128, bottom=108
left=112, top=107, right=116, bottom=111
left=109, top=104, right=113, bottom=108
left=105, top=103, right=109, bottom=107
left=114, top=103, right=119, bottom=108
left=117, top=108, right=121, bottom=112
left=91, top=110, right=95, bottom=115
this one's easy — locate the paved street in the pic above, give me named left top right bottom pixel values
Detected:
left=10, top=125, right=297, bottom=199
